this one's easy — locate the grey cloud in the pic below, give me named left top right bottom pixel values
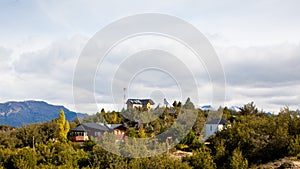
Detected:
left=267, top=96, right=300, bottom=106
left=219, top=43, right=300, bottom=87
left=13, top=35, right=88, bottom=84
left=0, top=46, right=12, bottom=71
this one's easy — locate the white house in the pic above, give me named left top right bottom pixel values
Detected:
left=205, top=118, right=227, bottom=140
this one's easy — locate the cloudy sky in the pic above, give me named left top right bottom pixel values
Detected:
left=1, top=0, right=300, bottom=114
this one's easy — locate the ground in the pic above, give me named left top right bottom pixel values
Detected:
left=251, top=157, right=300, bottom=169
left=169, top=150, right=192, bottom=159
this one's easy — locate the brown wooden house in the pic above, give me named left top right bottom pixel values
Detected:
left=69, top=123, right=127, bottom=142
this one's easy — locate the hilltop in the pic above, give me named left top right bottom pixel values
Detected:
left=0, top=100, right=85, bottom=127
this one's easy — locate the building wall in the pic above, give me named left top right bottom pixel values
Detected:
left=69, top=131, right=89, bottom=142
left=127, top=103, right=143, bottom=109
left=205, top=124, right=224, bottom=140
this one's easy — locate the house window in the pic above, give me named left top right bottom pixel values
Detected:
left=95, top=132, right=102, bottom=137
left=210, top=125, right=212, bottom=131
left=75, top=132, right=84, bottom=136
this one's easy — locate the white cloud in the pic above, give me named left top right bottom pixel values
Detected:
left=1, top=1, right=300, bottom=113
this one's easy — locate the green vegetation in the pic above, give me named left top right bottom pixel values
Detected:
left=0, top=100, right=300, bottom=168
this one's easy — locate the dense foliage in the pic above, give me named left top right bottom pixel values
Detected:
left=0, top=101, right=300, bottom=168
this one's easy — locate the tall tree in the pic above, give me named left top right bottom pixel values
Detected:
left=56, top=109, right=70, bottom=142
left=183, top=98, right=195, bottom=109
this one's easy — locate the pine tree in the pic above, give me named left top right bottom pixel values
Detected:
left=183, top=98, right=195, bottom=109
left=229, top=148, right=248, bottom=169
left=288, top=135, right=300, bottom=156
left=184, top=145, right=216, bottom=169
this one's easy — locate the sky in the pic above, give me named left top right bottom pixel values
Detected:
left=1, top=0, right=300, bottom=114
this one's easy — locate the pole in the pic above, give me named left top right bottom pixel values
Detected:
left=32, top=136, right=35, bottom=152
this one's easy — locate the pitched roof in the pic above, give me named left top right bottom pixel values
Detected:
left=82, top=123, right=109, bottom=131
left=126, top=99, right=155, bottom=105
left=140, top=99, right=155, bottom=105
left=105, top=124, right=123, bottom=129
left=206, top=118, right=227, bottom=125
left=70, top=125, right=87, bottom=132
left=71, top=123, right=110, bottom=132
left=71, top=123, right=127, bottom=132
left=126, top=99, right=142, bottom=104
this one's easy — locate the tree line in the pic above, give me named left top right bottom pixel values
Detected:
left=0, top=100, right=299, bottom=168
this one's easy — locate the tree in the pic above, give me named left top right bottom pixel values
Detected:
left=229, top=148, right=248, bottom=169
left=240, top=102, right=258, bottom=116
left=129, top=154, right=192, bottom=169
left=183, top=145, right=216, bottom=169
left=180, top=130, right=200, bottom=150
left=11, top=147, right=37, bottom=169
left=90, top=144, right=126, bottom=169
left=177, top=101, right=182, bottom=107
left=288, top=134, right=300, bottom=156
left=56, top=109, right=70, bottom=142
left=213, top=139, right=227, bottom=167
left=172, top=101, right=178, bottom=107
left=183, top=98, right=195, bottom=109
left=138, top=128, right=147, bottom=138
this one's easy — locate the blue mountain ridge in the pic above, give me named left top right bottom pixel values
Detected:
left=0, top=100, right=86, bottom=127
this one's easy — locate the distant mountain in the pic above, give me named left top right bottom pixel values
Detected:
left=200, top=105, right=215, bottom=111
left=229, top=106, right=242, bottom=112
left=0, top=100, right=86, bottom=127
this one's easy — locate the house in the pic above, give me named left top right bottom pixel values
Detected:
left=126, top=99, right=155, bottom=109
left=105, top=124, right=127, bottom=141
left=69, top=123, right=127, bottom=142
left=68, top=124, right=90, bottom=142
left=205, top=118, right=227, bottom=140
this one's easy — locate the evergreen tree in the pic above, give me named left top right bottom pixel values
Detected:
left=183, top=145, right=216, bottom=169
left=240, top=102, right=258, bottom=115
left=183, top=98, right=195, bottom=109
left=11, top=147, right=37, bottom=169
left=229, top=148, right=248, bottom=169
left=177, top=101, right=182, bottom=107
left=288, top=134, right=300, bottom=156
left=172, top=101, right=178, bottom=107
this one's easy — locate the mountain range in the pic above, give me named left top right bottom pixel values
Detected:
left=0, top=100, right=86, bottom=127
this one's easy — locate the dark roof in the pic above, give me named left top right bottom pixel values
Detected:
left=105, top=124, right=123, bottom=129
left=126, top=99, right=142, bottom=104
left=71, top=125, right=87, bottom=132
left=71, top=123, right=110, bottom=132
left=206, top=118, right=227, bottom=125
left=82, top=123, right=109, bottom=131
left=126, top=99, right=155, bottom=105
left=140, top=99, right=154, bottom=105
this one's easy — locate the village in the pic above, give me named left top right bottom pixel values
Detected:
left=68, top=98, right=229, bottom=144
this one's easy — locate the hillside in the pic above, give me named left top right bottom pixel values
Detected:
left=0, top=100, right=85, bottom=127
